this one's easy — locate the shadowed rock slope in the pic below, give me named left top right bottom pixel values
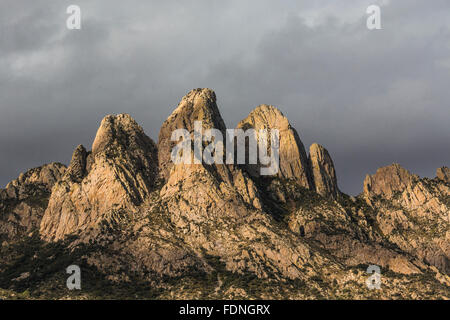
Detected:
left=363, top=164, right=450, bottom=274
left=0, top=163, right=66, bottom=242
left=0, top=89, right=449, bottom=299
left=309, top=143, right=341, bottom=200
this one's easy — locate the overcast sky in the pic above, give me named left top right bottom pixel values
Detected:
left=1, top=0, right=449, bottom=195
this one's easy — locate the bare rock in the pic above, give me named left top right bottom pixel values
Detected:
left=157, top=88, right=225, bottom=181
left=237, top=105, right=313, bottom=188
left=2, top=89, right=449, bottom=299
left=158, top=91, right=333, bottom=280
left=65, top=145, right=88, bottom=183
left=4, top=163, right=66, bottom=200
left=158, top=88, right=262, bottom=210
left=437, top=167, right=450, bottom=183
left=363, top=163, right=450, bottom=273
left=0, top=163, right=66, bottom=240
left=40, top=114, right=158, bottom=241
left=309, top=143, right=340, bottom=200
left=363, top=164, right=417, bottom=199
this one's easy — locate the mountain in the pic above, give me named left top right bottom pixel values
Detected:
left=39, top=114, right=158, bottom=241
left=0, top=163, right=66, bottom=242
left=0, top=89, right=449, bottom=299
left=363, top=164, right=450, bottom=273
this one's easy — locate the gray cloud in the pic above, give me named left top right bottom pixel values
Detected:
left=0, top=0, right=449, bottom=194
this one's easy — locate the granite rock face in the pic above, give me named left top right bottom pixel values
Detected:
left=237, top=105, right=313, bottom=189
left=1, top=89, right=449, bottom=299
left=0, top=163, right=66, bottom=240
left=65, top=145, right=88, bottom=183
left=363, top=164, right=450, bottom=273
left=158, top=88, right=263, bottom=209
left=437, top=167, right=450, bottom=183
left=309, top=143, right=340, bottom=200
left=158, top=94, right=339, bottom=280
left=39, top=114, right=158, bottom=241
left=2, top=163, right=66, bottom=200
left=363, top=164, right=416, bottom=199
left=157, top=88, right=226, bottom=181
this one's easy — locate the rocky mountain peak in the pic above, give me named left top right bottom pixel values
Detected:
left=91, top=113, right=158, bottom=183
left=363, top=163, right=450, bottom=274
left=437, top=167, right=450, bottom=183
left=239, top=104, right=289, bottom=129
left=2, top=89, right=450, bottom=299
left=64, top=145, right=88, bottom=183
left=158, top=88, right=227, bottom=180
left=167, top=88, right=225, bottom=131
left=0, top=163, right=66, bottom=240
left=3, top=163, right=66, bottom=200
left=309, top=143, right=340, bottom=200
left=237, top=104, right=313, bottom=188
left=40, top=114, right=158, bottom=241
left=92, top=113, right=154, bottom=155
left=363, top=163, right=417, bottom=199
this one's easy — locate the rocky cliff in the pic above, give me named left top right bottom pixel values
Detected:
left=0, top=89, right=449, bottom=300
left=39, top=114, right=158, bottom=241
left=158, top=88, right=226, bottom=181
left=363, top=164, right=450, bottom=273
left=437, top=167, right=450, bottom=183
left=309, top=143, right=340, bottom=200
left=237, top=105, right=313, bottom=188
left=0, top=163, right=66, bottom=242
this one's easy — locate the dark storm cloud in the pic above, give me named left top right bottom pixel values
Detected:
left=0, top=0, right=449, bottom=194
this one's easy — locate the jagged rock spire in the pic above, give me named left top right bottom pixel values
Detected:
left=0, top=163, right=66, bottom=240
left=65, top=145, right=88, bottom=183
left=3, top=163, right=66, bottom=200
left=437, top=167, right=450, bottom=183
left=158, top=88, right=263, bottom=211
left=363, top=163, right=417, bottom=199
left=309, top=143, right=340, bottom=200
left=158, top=88, right=226, bottom=180
left=40, top=114, right=158, bottom=241
left=237, top=104, right=313, bottom=189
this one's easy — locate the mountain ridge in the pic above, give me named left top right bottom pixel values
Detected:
left=0, top=88, right=449, bottom=299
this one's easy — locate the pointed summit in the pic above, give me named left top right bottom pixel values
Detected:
left=0, top=163, right=66, bottom=240
left=436, top=167, right=450, bottom=183
left=158, top=88, right=226, bottom=180
left=363, top=164, right=416, bottom=199
left=91, top=113, right=158, bottom=186
left=309, top=143, right=340, bottom=200
left=40, top=114, right=158, bottom=241
left=64, top=145, right=88, bottom=183
left=92, top=113, right=156, bottom=157
left=237, top=104, right=313, bottom=189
